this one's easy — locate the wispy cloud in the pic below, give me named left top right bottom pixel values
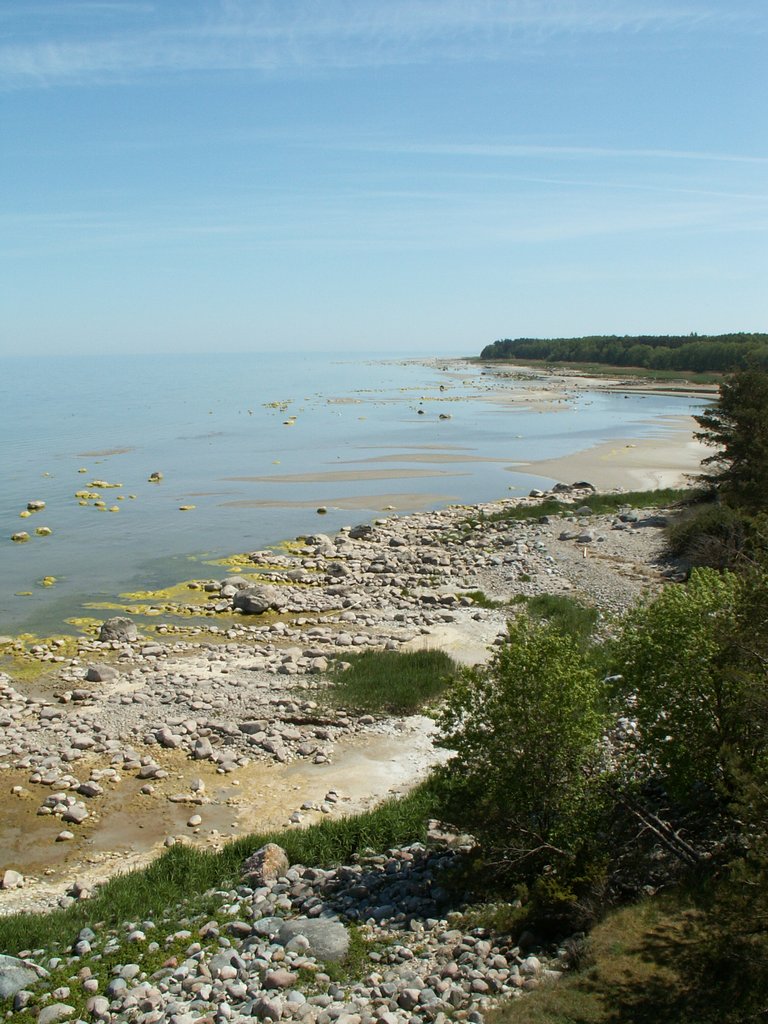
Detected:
left=2, top=178, right=764, bottom=261
left=0, top=0, right=759, bottom=89
left=360, top=141, right=768, bottom=165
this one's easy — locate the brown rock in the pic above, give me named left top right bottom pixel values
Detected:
left=242, top=842, right=289, bottom=886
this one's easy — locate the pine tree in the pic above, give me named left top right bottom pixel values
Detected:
left=694, top=367, right=768, bottom=513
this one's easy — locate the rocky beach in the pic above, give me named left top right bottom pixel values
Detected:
left=0, top=412, right=705, bottom=1023
left=1, top=457, right=692, bottom=908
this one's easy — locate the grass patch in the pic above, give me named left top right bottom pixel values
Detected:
left=487, top=891, right=709, bottom=1024
left=0, top=782, right=439, bottom=958
left=525, top=595, right=599, bottom=646
left=325, top=649, right=461, bottom=714
left=477, top=357, right=723, bottom=386
left=486, top=488, right=694, bottom=525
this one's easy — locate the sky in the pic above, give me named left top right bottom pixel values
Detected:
left=1, top=0, right=766, bottom=357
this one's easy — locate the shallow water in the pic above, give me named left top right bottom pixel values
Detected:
left=0, top=352, right=700, bottom=636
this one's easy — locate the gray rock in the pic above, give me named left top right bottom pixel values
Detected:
left=76, top=781, right=103, bottom=798
left=247, top=917, right=285, bottom=941
left=37, top=1003, right=75, bottom=1024
left=98, top=617, right=138, bottom=643
left=250, top=995, right=283, bottom=1021
left=155, top=727, right=182, bottom=748
left=238, top=719, right=270, bottom=735
left=222, top=576, right=251, bottom=590
left=277, top=918, right=349, bottom=963
left=192, top=737, right=214, bottom=760
left=520, top=955, right=542, bottom=977
left=349, top=524, right=374, bottom=541
left=62, top=803, right=88, bottom=824
left=84, top=664, right=118, bottom=683
left=264, top=969, right=297, bottom=990
left=233, top=584, right=286, bottom=615
left=0, top=955, right=47, bottom=999
left=85, top=996, right=110, bottom=1020
left=1, top=868, right=23, bottom=890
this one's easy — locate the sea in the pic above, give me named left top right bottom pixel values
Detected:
left=0, top=352, right=704, bottom=637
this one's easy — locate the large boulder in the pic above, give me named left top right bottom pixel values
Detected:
left=302, top=533, right=336, bottom=556
left=84, top=664, right=119, bottom=683
left=278, top=918, right=349, bottom=963
left=232, top=585, right=286, bottom=615
left=348, top=523, right=374, bottom=541
left=0, top=955, right=47, bottom=1000
left=242, top=843, right=289, bottom=886
left=98, top=617, right=138, bottom=643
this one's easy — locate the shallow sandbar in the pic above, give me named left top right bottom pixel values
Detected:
left=220, top=492, right=457, bottom=511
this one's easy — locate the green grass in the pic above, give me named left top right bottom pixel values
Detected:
left=485, top=889, right=729, bottom=1024
left=325, top=648, right=461, bottom=714
left=476, top=357, right=723, bottom=386
left=0, top=781, right=439, bottom=958
left=485, top=488, right=694, bottom=525
left=525, top=594, right=599, bottom=646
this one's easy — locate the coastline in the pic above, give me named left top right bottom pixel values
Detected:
left=525, top=416, right=708, bottom=491
left=1, top=354, right=708, bottom=639
left=1, top=468, right=691, bottom=914
left=0, top=361, right=714, bottom=913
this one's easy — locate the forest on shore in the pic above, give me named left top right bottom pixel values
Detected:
left=480, top=332, right=768, bottom=373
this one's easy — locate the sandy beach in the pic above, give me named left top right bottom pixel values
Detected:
left=526, top=415, right=708, bottom=491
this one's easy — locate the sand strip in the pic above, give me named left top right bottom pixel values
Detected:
left=220, top=491, right=457, bottom=511
left=223, top=468, right=465, bottom=483
left=525, top=417, right=708, bottom=490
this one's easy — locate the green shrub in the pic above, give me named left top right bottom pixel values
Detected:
left=610, top=567, right=768, bottom=799
left=436, top=617, right=608, bottom=879
left=665, top=501, right=753, bottom=568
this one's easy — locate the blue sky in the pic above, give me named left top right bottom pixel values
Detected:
left=1, top=1, right=766, bottom=357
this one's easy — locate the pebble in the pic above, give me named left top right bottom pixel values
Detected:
left=0, top=838, right=571, bottom=1024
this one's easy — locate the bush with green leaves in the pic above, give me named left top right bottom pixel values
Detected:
left=436, top=616, right=607, bottom=877
left=665, top=500, right=753, bottom=568
left=611, top=566, right=768, bottom=800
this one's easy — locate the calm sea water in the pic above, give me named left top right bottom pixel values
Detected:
left=0, top=352, right=701, bottom=636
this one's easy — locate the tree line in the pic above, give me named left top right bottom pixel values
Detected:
left=480, top=333, right=768, bottom=373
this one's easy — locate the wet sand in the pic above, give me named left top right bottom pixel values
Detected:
left=0, top=718, right=449, bottom=915
left=224, top=469, right=466, bottom=483
left=527, top=416, right=708, bottom=490
left=220, top=492, right=458, bottom=511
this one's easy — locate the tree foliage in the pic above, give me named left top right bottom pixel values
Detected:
left=436, top=617, right=607, bottom=875
left=694, top=366, right=768, bottom=513
left=480, top=333, right=768, bottom=373
left=611, top=567, right=768, bottom=800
